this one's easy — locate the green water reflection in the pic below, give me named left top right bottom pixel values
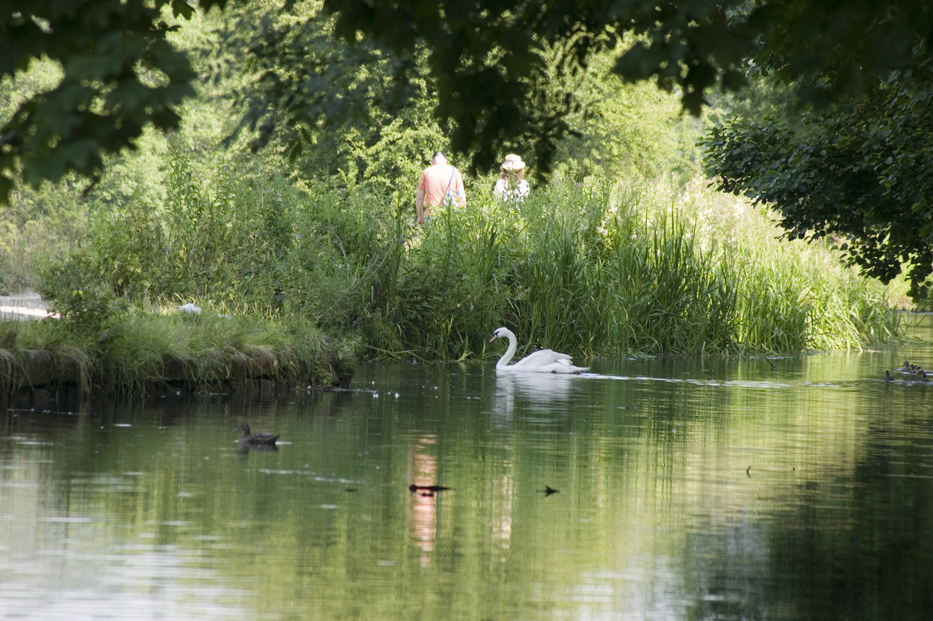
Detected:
left=4, top=325, right=933, bottom=619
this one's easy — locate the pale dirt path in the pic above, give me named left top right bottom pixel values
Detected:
left=0, top=290, right=57, bottom=321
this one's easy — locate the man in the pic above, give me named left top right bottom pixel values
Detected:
left=416, top=151, right=466, bottom=226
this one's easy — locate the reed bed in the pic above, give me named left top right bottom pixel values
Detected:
left=391, top=175, right=899, bottom=358
left=27, top=158, right=900, bottom=363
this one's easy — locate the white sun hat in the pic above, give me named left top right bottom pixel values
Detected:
left=500, top=154, right=525, bottom=171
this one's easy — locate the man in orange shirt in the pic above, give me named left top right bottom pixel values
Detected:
left=416, top=151, right=466, bottom=226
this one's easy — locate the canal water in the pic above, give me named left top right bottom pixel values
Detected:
left=3, top=320, right=933, bottom=620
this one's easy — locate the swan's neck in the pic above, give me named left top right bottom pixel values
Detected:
left=496, top=332, right=517, bottom=369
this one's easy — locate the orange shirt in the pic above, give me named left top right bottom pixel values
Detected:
left=418, top=164, right=466, bottom=207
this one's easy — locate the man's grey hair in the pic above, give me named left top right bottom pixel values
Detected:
left=432, top=151, right=447, bottom=165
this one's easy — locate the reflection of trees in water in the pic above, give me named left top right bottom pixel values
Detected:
left=322, top=390, right=356, bottom=417
left=680, top=417, right=933, bottom=620
left=238, top=443, right=278, bottom=457
left=761, top=421, right=933, bottom=620
left=682, top=518, right=769, bottom=619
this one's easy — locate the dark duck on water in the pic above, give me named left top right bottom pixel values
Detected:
left=235, top=423, right=279, bottom=446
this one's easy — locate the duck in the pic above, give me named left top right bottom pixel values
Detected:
left=917, top=370, right=930, bottom=383
left=235, top=422, right=279, bottom=446
left=409, top=484, right=452, bottom=498
left=885, top=370, right=895, bottom=382
left=489, top=327, right=588, bottom=374
left=409, top=484, right=452, bottom=493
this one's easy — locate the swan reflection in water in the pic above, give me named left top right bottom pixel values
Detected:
left=493, top=371, right=581, bottom=419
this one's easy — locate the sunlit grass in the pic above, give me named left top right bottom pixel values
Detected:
left=16, top=159, right=902, bottom=372
left=0, top=303, right=353, bottom=395
left=395, top=175, right=900, bottom=358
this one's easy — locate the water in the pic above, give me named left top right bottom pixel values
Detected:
left=3, top=320, right=933, bottom=620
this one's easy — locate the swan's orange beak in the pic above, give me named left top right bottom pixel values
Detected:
left=489, top=334, right=498, bottom=342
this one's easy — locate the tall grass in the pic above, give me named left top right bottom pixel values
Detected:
left=30, top=157, right=900, bottom=362
left=388, top=175, right=899, bottom=358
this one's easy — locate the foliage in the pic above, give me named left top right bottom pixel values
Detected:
left=323, top=0, right=933, bottom=174
left=208, top=1, right=702, bottom=198
left=0, top=184, right=88, bottom=294
left=0, top=303, right=354, bottom=395
left=7, top=0, right=932, bottom=198
left=1, top=2, right=903, bottom=359
left=0, top=0, right=234, bottom=203
left=36, top=249, right=128, bottom=335
left=33, top=155, right=899, bottom=358
left=213, top=1, right=449, bottom=199
left=545, top=45, right=703, bottom=182
left=703, top=63, right=933, bottom=299
left=35, top=154, right=301, bottom=313
left=383, top=177, right=899, bottom=357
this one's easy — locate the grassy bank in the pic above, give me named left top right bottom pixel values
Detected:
left=0, top=158, right=901, bottom=384
left=0, top=307, right=356, bottom=397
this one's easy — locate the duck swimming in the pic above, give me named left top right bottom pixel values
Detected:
left=235, top=422, right=279, bottom=446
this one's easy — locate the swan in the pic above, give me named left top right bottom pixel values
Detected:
left=490, top=327, right=588, bottom=374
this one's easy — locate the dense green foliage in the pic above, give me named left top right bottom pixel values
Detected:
left=211, top=2, right=450, bottom=199
left=0, top=0, right=232, bottom=202
left=704, top=63, right=933, bottom=299
left=324, top=0, right=933, bottom=174
left=387, top=179, right=899, bottom=355
left=0, top=1, right=907, bottom=362
left=31, top=158, right=898, bottom=358
left=211, top=2, right=699, bottom=195
left=0, top=305, right=353, bottom=395
left=5, top=0, right=933, bottom=194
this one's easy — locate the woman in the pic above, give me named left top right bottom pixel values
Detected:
left=493, top=154, right=530, bottom=201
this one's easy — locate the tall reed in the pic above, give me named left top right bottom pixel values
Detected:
left=391, top=175, right=899, bottom=358
left=34, top=158, right=900, bottom=361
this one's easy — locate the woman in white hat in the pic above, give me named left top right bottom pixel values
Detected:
left=493, top=154, right=530, bottom=201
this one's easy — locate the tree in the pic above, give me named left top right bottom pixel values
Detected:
left=4, top=0, right=933, bottom=198
left=704, top=64, right=933, bottom=298
left=0, top=0, right=228, bottom=202
left=214, top=2, right=700, bottom=193
left=215, top=2, right=451, bottom=197
left=321, top=0, right=933, bottom=175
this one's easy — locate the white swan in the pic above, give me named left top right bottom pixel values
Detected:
left=489, top=327, right=589, bottom=374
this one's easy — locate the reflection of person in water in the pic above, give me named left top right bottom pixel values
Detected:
left=408, top=436, right=440, bottom=567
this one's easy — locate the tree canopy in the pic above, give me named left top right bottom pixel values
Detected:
left=213, top=2, right=699, bottom=194
left=5, top=0, right=933, bottom=201
left=322, top=0, right=933, bottom=174
left=214, top=2, right=451, bottom=195
left=0, top=0, right=229, bottom=202
left=704, top=62, right=933, bottom=298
